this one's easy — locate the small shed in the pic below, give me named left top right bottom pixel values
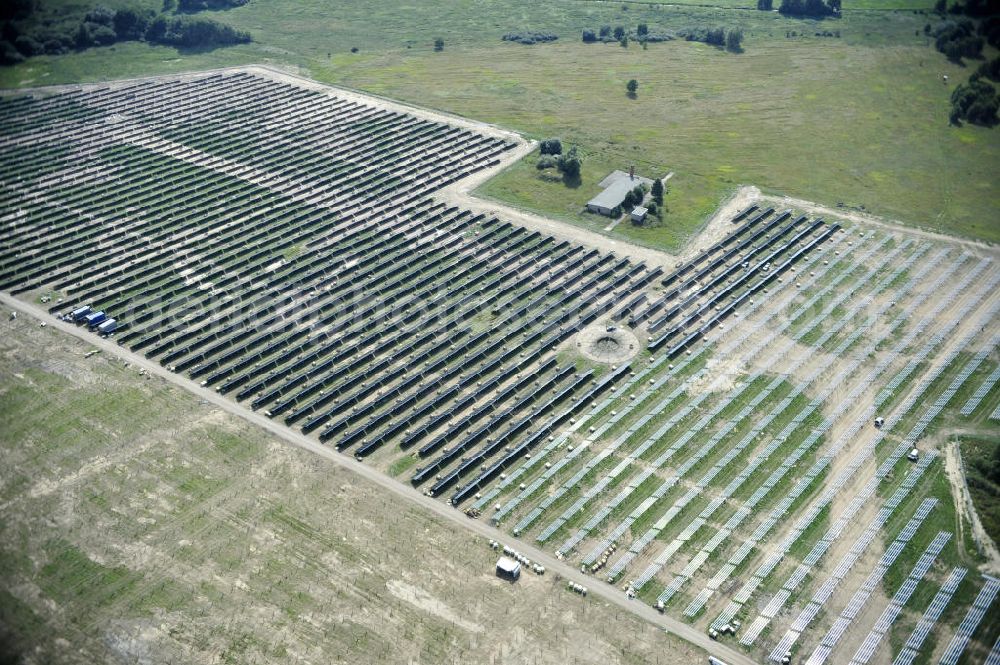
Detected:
left=631, top=206, right=648, bottom=223
left=496, top=556, right=521, bottom=581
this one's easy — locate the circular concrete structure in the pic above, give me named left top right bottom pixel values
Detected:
left=576, top=324, right=640, bottom=364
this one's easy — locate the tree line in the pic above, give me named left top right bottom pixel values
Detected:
left=773, top=0, right=842, bottom=17
left=176, top=0, right=247, bottom=10
left=963, top=440, right=1000, bottom=544
left=582, top=24, right=743, bottom=51
left=677, top=27, right=744, bottom=51
left=1, top=2, right=250, bottom=66
left=927, top=1, right=1000, bottom=126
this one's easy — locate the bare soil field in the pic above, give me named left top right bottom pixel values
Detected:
left=0, top=315, right=704, bottom=665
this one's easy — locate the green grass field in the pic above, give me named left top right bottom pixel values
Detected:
left=328, top=36, right=999, bottom=252
left=2, top=1, right=996, bottom=252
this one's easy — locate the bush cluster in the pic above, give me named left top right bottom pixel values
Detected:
left=622, top=184, right=645, bottom=210
left=975, top=55, right=1000, bottom=82
left=539, top=138, right=562, bottom=155
left=980, top=16, right=1000, bottom=49
left=937, top=4, right=1000, bottom=47
left=945, top=0, right=1000, bottom=18
left=586, top=24, right=675, bottom=44
left=536, top=143, right=580, bottom=179
left=178, top=0, right=248, bottom=10
left=778, top=0, right=841, bottom=17
left=927, top=5, right=1000, bottom=127
left=934, top=19, right=984, bottom=61
left=583, top=24, right=742, bottom=49
left=582, top=25, right=632, bottom=44
left=536, top=155, right=558, bottom=170
left=146, top=15, right=251, bottom=48
left=676, top=26, right=743, bottom=51
left=557, top=146, right=581, bottom=178
left=502, top=31, right=557, bottom=45
left=638, top=31, right=674, bottom=43
left=950, top=78, right=999, bottom=126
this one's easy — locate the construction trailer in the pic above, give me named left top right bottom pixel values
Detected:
left=70, top=305, right=91, bottom=322
left=496, top=556, right=521, bottom=581
left=84, top=311, right=107, bottom=328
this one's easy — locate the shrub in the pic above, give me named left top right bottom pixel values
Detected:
left=0, top=40, right=25, bottom=65
left=559, top=155, right=581, bottom=178
left=980, top=16, right=1000, bottom=49
left=582, top=28, right=596, bottom=43
left=146, top=15, right=169, bottom=41
left=726, top=28, right=743, bottom=51
left=757, top=0, right=774, bottom=8
left=539, top=138, right=562, bottom=155
left=536, top=155, right=558, bottom=170
left=626, top=78, right=638, bottom=95
left=557, top=146, right=581, bottom=178
left=613, top=26, right=625, bottom=40
left=84, top=6, right=115, bottom=27
left=949, top=0, right=998, bottom=17
left=434, top=37, right=444, bottom=51
left=88, top=23, right=118, bottom=46
left=976, top=56, right=1000, bottom=82
left=637, top=23, right=648, bottom=36
left=651, top=178, right=664, bottom=203
left=641, top=32, right=674, bottom=43
left=13, top=34, right=42, bottom=56
left=114, top=8, right=154, bottom=41
left=599, top=26, right=611, bottom=38
left=74, top=23, right=92, bottom=48
left=934, top=19, right=983, bottom=61
left=39, top=29, right=75, bottom=54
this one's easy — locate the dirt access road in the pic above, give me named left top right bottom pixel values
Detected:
left=1, top=292, right=755, bottom=665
